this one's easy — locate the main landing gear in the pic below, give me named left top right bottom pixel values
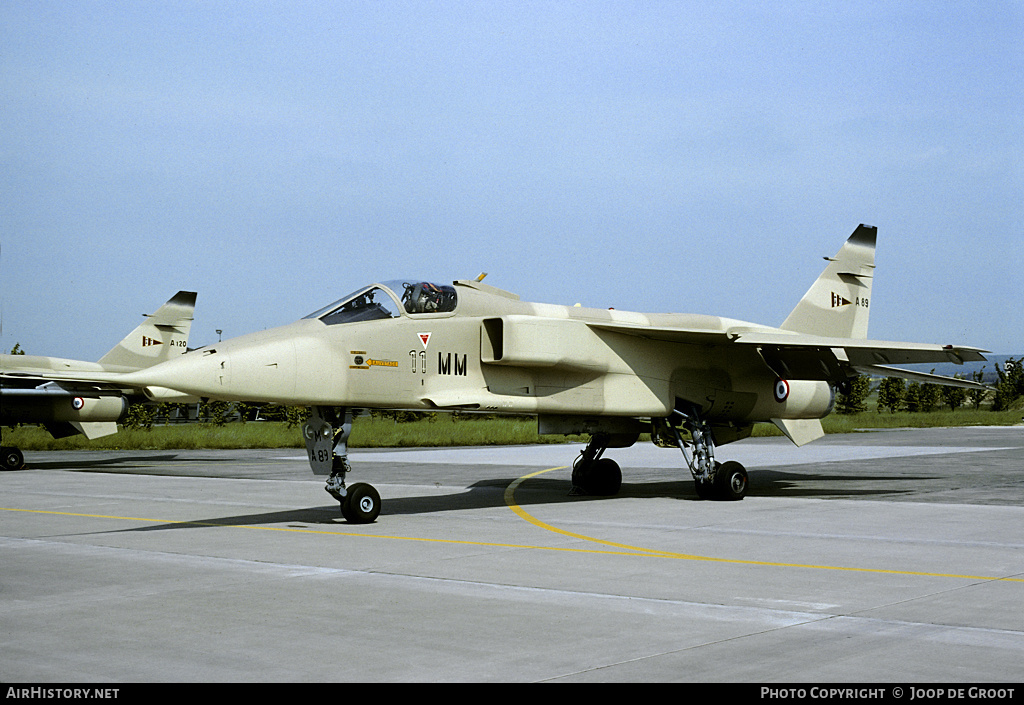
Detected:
left=571, top=433, right=623, bottom=497
left=569, top=407, right=748, bottom=501
left=1, top=430, right=25, bottom=471
left=303, top=407, right=380, bottom=523
left=2, top=446, right=25, bottom=471
left=653, top=405, right=748, bottom=501
left=569, top=407, right=747, bottom=501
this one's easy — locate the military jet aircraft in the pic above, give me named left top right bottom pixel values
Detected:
left=104, top=225, right=986, bottom=523
left=0, top=291, right=197, bottom=469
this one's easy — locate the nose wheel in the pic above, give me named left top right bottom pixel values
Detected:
left=341, top=482, right=381, bottom=523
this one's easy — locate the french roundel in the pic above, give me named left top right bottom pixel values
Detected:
left=773, top=379, right=790, bottom=403
left=72, top=397, right=85, bottom=410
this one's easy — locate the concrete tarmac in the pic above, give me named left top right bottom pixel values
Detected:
left=2, top=426, right=1022, bottom=683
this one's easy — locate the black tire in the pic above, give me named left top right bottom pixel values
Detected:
left=714, top=461, right=748, bottom=501
left=694, top=478, right=715, bottom=500
left=571, top=457, right=622, bottom=496
left=571, top=458, right=589, bottom=490
left=588, top=458, right=622, bottom=496
left=2, top=447, right=24, bottom=471
left=341, top=482, right=381, bottom=524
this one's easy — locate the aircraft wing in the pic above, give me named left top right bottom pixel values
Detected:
left=1, top=368, right=198, bottom=404
left=729, top=330, right=988, bottom=388
left=587, top=322, right=990, bottom=389
left=0, top=365, right=129, bottom=390
left=728, top=330, right=988, bottom=364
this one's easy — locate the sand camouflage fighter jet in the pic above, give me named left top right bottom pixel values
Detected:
left=1, top=291, right=197, bottom=469
left=106, top=225, right=985, bottom=523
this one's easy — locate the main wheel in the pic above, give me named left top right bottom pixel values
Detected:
left=588, top=458, right=622, bottom=496
left=341, top=482, right=381, bottom=523
left=2, top=447, right=24, bottom=471
left=714, top=461, right=748, bottom=501
left=571, top=458, right=622, bottom=496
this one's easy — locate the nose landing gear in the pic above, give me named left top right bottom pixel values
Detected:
left=303, top=406, right=380, bottom=523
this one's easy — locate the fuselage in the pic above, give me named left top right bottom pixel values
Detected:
left=120, top=279, right=835, bottom=425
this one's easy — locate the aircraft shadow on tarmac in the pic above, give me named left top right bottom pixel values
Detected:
left=21, top=455, right=238, bottom=472
left=102, top=469, right=925, bottom=534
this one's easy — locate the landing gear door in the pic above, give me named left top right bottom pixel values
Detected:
left=303, top=408, right=334, bottom=476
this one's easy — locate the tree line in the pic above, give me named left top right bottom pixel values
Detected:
left=123, top=401, right=310, bottom=430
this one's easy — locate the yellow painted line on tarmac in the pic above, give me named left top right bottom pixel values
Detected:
left=3, top=467, right=1022, bottom=584
left=503, top=467, right=678, bottom=558
left=504, top=466, right=1024, bottom=584
left=0, top=506, right=655, bottom=558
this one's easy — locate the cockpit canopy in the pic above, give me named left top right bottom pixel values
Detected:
left=305, top=280, right=457, bottom=325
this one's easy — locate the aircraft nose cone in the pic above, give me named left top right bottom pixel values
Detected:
left=161, top=340, right=287, bottom=402
left=123, top=346, right=229, bottom=400
left=121, top=322, right=344, bottom=405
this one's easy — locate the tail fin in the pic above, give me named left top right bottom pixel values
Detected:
left=781, top=225, right=876, bottom=339
left=97, top=291, right=197, bottom=369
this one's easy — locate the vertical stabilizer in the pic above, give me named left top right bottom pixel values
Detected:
left=98, top=291, right=196, bottom=369
left=781, top=225, right=876, bottom=339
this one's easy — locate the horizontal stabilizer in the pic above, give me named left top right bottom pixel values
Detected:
left=853, top=364, right=993, bottom=391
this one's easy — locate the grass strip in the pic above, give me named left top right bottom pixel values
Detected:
left=5, top=409, right=1021, bottom=452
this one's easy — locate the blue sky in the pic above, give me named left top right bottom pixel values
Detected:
left=2, top=1, right=1021, bottom=361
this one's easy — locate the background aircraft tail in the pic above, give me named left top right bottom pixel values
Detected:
left=97, top=291, right=196, bottom=369
left=781, top=225, right=876, bottom=339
